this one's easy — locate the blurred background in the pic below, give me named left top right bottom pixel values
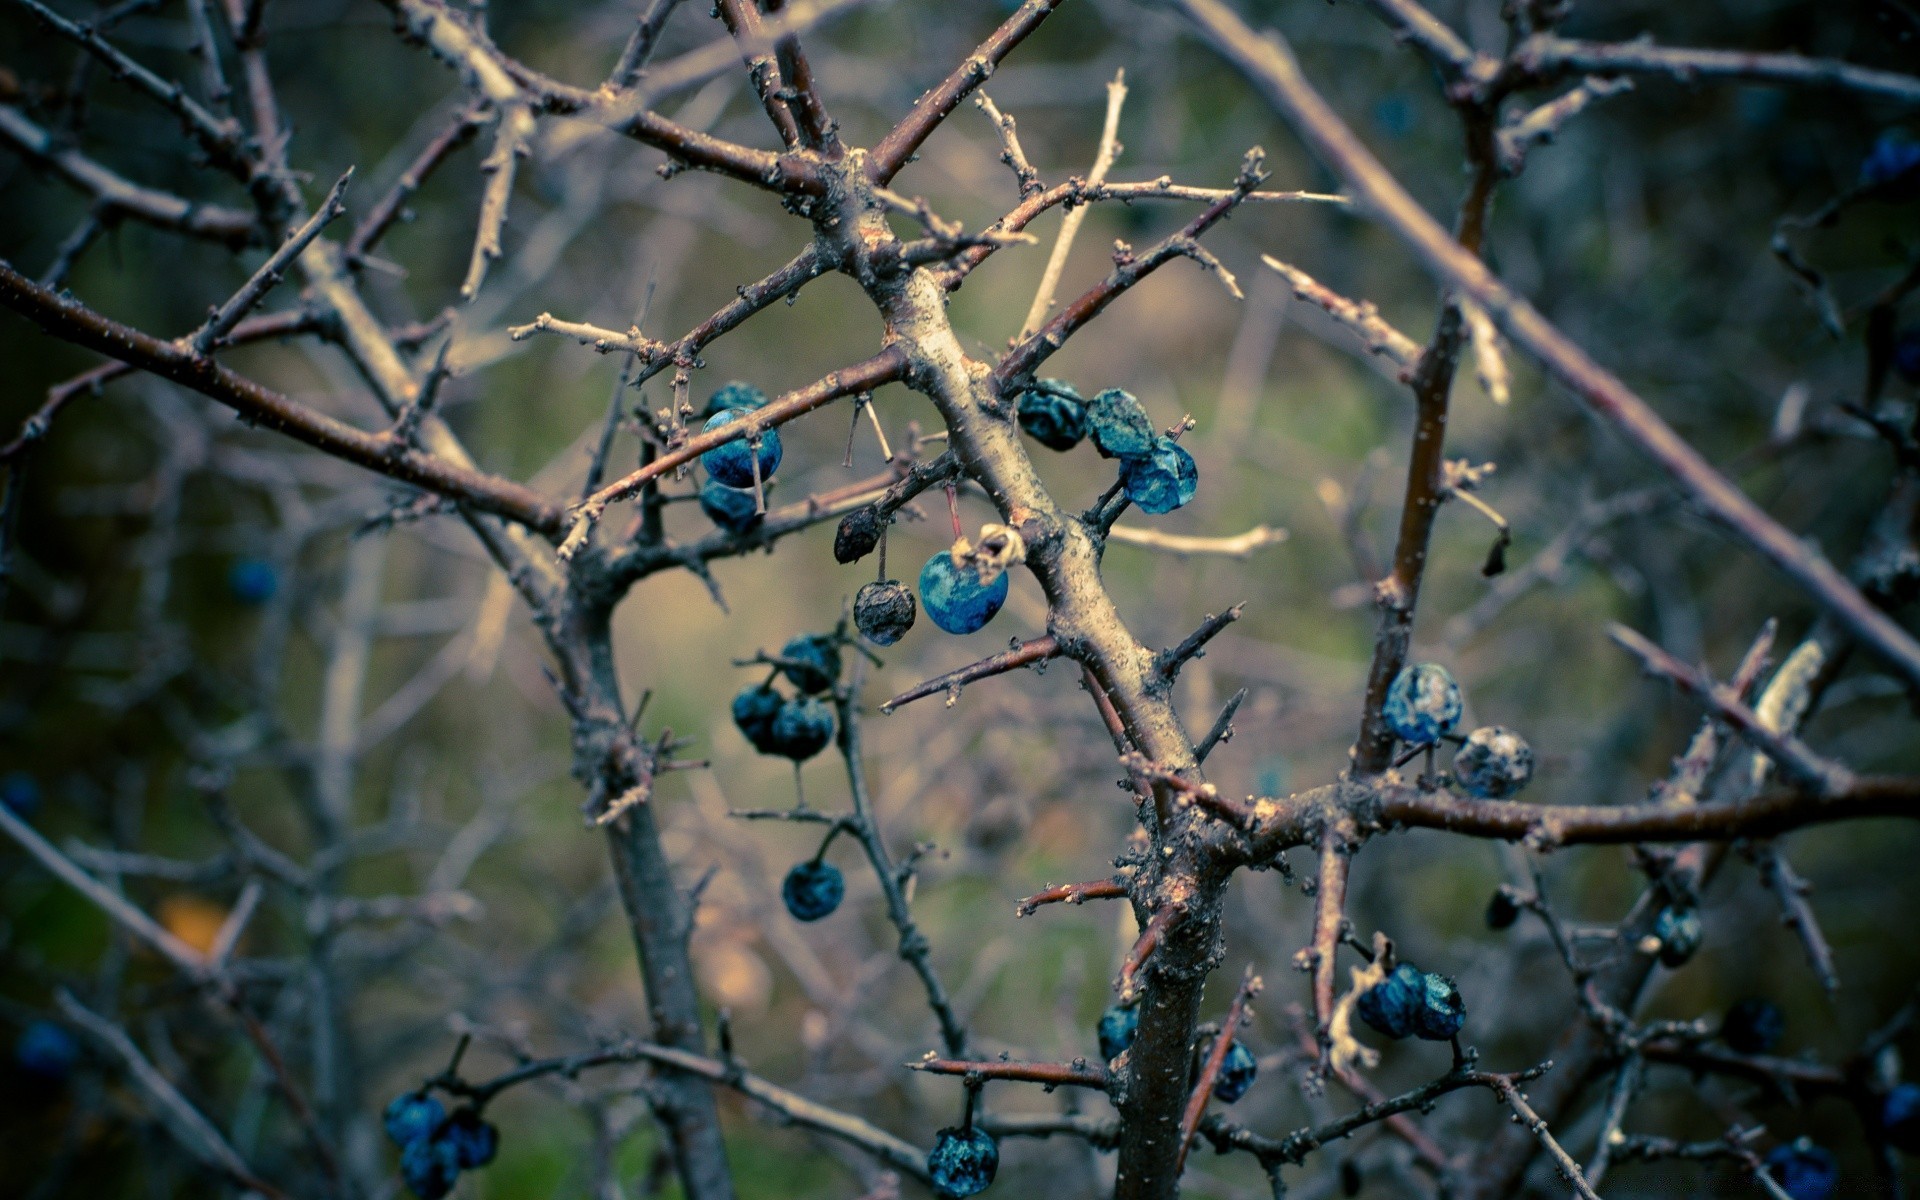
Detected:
left=2, top=0, right=1919, bottom=1195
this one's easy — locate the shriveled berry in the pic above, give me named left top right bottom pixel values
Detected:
left=1212, top=1039, right=1258, bottom=1102
left=1017, top=379, right=1087, bottom=451
left=769, top=695, right=835, bottom=761
left=699, top=479, right=762, bottom=534
left=1765, top=1139, right=1838, bottom=1200
left=835, top=506, right=883, bottom=563
left=731, top=684, right=786, bottom=755
left=1412, top=972, right=1465, bottom=1041
left=700, top=380, right=768, bottom=420
left=928, top=1126, right=999, bottom=1198
left=2, top=770, right=41, bottom=817
left=1882, top=1083, right=1920, bottom=1154
left=781, top=859, right=845, bottom=921
left=1382, top=662, right=1463, bottom=746
left=384, top=1091, right=446, bottom=1147
left=15, top=1019, right=78, bottom=1081
left=779, top=634, right=841, bottom=694
left=1652, top=906, right=1703, bottom=968
left=699, top=408, right=782, bottom=489
left=1357, top=963, right=1425, bottom=1040
left=1486, top=889, right=1520, bottom=930
left=1722, top=998, right=1785, bottom=1055
left=919, top=551, right=1010, bottom=635
left=1088, top=388, right=1155, bottom=460
left=1452, top=726, right=1534, bottom=798
left=1861, top=131, right=1920, bottom=198
left=1097, top=1004, right=1139, bottom=1061
left=855, top=580, right=916, bottom=645
left=442, top=1108, right=499, bottom=1168
left=229, top=558, right=279, bottom=605
left=1119, top=436, right=1199, bottom=514
left=400, top=1135, right=461, bottom=1200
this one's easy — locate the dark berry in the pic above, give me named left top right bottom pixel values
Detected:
left=1722, top=998, right=1785, bottom=1055
left=1212, top=1039, right=1258, bottom=1102
left=1652, top=906, right=1703, bottom=968
left=699, top=479, right=762, bottom=534
left=834, top=506, right=883, bottom=563
left=1452, top=726, right=1534, bottom=798
left=1486, top=889, right=1520, bottom=930
left=699, top=408, right=781, bottom=489
left=1894, top=328, right=1920, bottom=386
left=1412, top=972, right=1465, bottom=1041
left=768, top=695, right=835, bottom=761
left=854, top=580, right=916, bottom=645
left=1382, top=662, right=1463, bottom=746
left=1341, top=1161, right=1362, bottom=1196
left=1765, top=1139, right=1838, bottom=1200
left=1881, top=1082, right=1920, bottom=1154
left=2, top=770, right=41, bottom=818
left=781, top=859, right=845, bottom=921
left=1016, top=379, right=1088, bottom=451
left=1860, top=131, right=1920, bottom=198
left=383, top=1091, right=447, bottom=1147
left=928, top=1126, right=999, bottom=1198
left=731, top=684, right=786, bottom=755
left=442, top=1108, right=499, bottom=1168
left=1097, top=1004, right=1139, bottom=1061
left=15, top=1019, right=78, bottom=1081
left=1356, top=963, right=1425, bottom=1040
left=919, top=551, right=1010, bottom=635
left=700, top=380, right=768, bottom=420
left=779, top=634, right=841, bottom=694
left=400, top=1135, right=461, bottom=1200
left=1088, top=388, right=1155, bottom=460
left=1119, top=436, right=1199, bottom=514
left=228, top=558, right=279, bottom=605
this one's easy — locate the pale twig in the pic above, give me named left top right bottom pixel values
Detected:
left=1261, top=257, right=1421, bottom=369
left=1018, top=70, right=1128, bottom=339
left=1105, top=523, right=1288, bottom=558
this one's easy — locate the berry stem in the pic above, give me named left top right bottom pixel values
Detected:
left=945, top=481, right=962, bottom=541
left=748, top=434, right=767, bottom=514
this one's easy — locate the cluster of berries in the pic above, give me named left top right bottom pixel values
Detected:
left=1016, top=381, right=1198, bottom=515
left=1094, top=1003, right=1257, bottom=1101
left=383, top=1091, right=499, bottom=1199
left=730, top=635, right=841, bottom=763
left=1381, top=662, right=1535, bottom=799
left=696, top=382, right=778, bottom=534
left=1355, top=962, right=1467, bottom=1043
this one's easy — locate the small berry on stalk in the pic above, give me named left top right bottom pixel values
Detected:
left=854, top=580, right=916, bottom=645
left=228, top=558, right=279, bottom=605
left=768, top=695, right=835, bottom=761
left=1880, top=1082, right=1920, bottom=1154
left=1452, top=726, right=1534, bottom=798
left=1651, top=905, right=1703, bottom=968
left=1088, top=387, right=1155, bottom=460
left=442, top=1108, right=499, bottom=1168
left=700, top=380, right=768, bottom=420
left=383, top=1091, right=446, bottom=1147
left=1016, top=378, right=1088, bottom=451
left=781, top=859, right=845, bottom=921
left=15, top=1019, right=79, bottom=1081
left=928, top=1126, right=999, bottom=1198
left=1097, top=1004, right=1139, bottom=1061
left=699, top=479, right=762, bottom=534
left=1119, top=436, right=1199, bottom=514
left=1382, top=662, right=1463, bottom=746
left=1764, top=1138, right=1838, bottom=1200
left=731, top=684, right=786, bottom=755
left=779, top=634, right=841, bottom=694
left=1356, top=963, right=1425, bottom=1040
left=699, top=408, right=782, bottom=489
left=919, top=550, right=1010, bottom=635
left=835, top=506, right=883, bottom=563
left=1211, top=1039, right=1258, bottom=1102
left=1485, top=888, right=1520, bottom=930
left=399, top=1135, right=461, bottom=1200
left=1721, top=998, right=1785, bottom=1055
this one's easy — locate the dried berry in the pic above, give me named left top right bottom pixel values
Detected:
left=1453, top=726, right=1534, bottom=798
left=854, top=580, right=916, bottom=645
left=834, top=506, right=884, bottom=563
left=1016, top=378, right=1087, bottom=451
left=1119, top=436, right=1198, bottom=514
left=1088, top=387, right=1155, bottom=460
left=1382, top=662, right=1463, bottom=746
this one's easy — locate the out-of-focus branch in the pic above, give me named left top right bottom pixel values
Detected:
left=1513, top=34, right=1920, bottom=105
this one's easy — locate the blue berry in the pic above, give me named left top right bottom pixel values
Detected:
left=1119, top=437, right=1199, bottom=515
left=781, top=859, right=845, bottom=921
left=768, top=695, right=835, bottom=761
left=1096, top=1004, right=1139, bottom=1061
left=1212, top=1039, right=1258, bottom=1102
left=1382, top=662, right=1463, bottom=746
left=854, top=580, right=916, bottom=645
left=15, top=1019, right=79, bottom=1081
left=384, top=1091, right=446, bottom=1147
left=1652, top=906, right=1703, bottom=968
left=779, top=634, right=841, bottom=694
left=1452, top=726, right=1534, bottom=798
left=699, top=479, right=762, bottom=534
left=1881, top=1082, right=1920, bottom=1154
left=928, top=1126, right=999, bottom=1198
left=1356, top=963, right=1425, bottom=1040
left=1722, top=998, right=1785, bottom=1055
left=1486, top=889, right=1520, bottom=930
left=1016, top=379, right=1087, bottom=451
left=1894, top=328, right=1920, bottom=386
left=228, top=558, right=279, bottom=605
left=1412, top=972, right=1465, bottom=1041
left=700, top=380, right=768, bottom=420
left=731, top=684, right=786, bottom=755
left=400, top=1134, right=462, bottom=1200
left=699, top=409, right=781, bottom=489
left=1765, top=1139, right=1838, bottom=1200
left=2, top=770, right=41, bottom=817
left=919, top=551, right=1010, bottom=635
left=1088, top=388, right=1155, bottom=460
left=442, top=1108, right=499, bottom=1168
left=1861, top=131, right=1920, bottom=196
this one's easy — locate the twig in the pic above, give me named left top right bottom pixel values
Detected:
left=1017, top=878, right=1127, bottom=917
left=1018, top=70, right=1128, bottom=339
left=881, top=634, right=1060, bottom=712
left=1106, top=523, right=1287, bottom=558
left=910, top=1055, right=1111, bottom=1090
